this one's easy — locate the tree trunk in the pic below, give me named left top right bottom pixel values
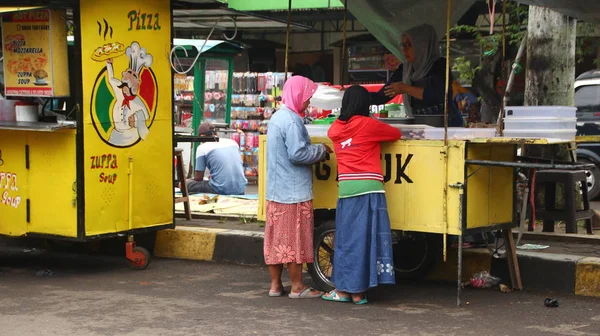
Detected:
left=524, top=6, right=576, bottom=161
left=524, top=7, right=578, bottom=215
left=525, top=6, right=576, bottom=107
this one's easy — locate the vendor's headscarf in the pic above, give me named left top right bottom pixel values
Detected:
left=402, top=24, right=441, bottom=116
left=339, top=85, right=371, bottom=122
left=282, top=75, right=318, bottom=116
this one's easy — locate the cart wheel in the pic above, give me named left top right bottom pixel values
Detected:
left=129, top=246, right=151, bottom=270
left=392, top=232, right=440, bottom=279
left=308, top=220, right=336, bottom=292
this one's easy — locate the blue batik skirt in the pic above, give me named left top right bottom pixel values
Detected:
left=331, top=193, right=396, bottom=293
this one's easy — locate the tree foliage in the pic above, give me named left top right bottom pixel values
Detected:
left=450, top=1, right=528, bottom=84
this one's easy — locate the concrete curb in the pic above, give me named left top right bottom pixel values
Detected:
left=154, top=227, right=265, bottom=266
left=154, top=227, right=600, bottom=298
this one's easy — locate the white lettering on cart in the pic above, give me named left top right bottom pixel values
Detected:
left=1, top=191, right=21, bottom=209
left=0, top=172, right=18, bottom=191
left=1, top=172, right=21, bottom=208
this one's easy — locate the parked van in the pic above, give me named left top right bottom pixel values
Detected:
left=575, top=70, right=600, bottom=199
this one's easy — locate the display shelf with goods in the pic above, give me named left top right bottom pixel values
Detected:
left=228, top=72, right=290, bottom=184
left=174, top=74, right=195, bottom=129
left=347, top=44, right=401, bottom=85
left=170, top=39, right=243, bottom=181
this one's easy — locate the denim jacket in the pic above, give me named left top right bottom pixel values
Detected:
left=266, top=106, right=327, bottom=204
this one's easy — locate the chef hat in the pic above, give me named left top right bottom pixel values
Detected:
left=126, top=42, right=153, bottom=75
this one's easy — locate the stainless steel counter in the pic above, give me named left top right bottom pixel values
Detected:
left=0, top=121, right=76, bottom=132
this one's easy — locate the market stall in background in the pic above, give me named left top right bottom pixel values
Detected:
left=171, top=38, right=292, bottom=185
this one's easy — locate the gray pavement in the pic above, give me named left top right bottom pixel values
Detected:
left=1, top=246, right=600, bottom=336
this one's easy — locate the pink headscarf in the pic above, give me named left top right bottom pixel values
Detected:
left=282, top=76, right=318, bottom=116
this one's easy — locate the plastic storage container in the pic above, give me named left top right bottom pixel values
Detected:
left=503, top=117, right=577, bottom=130
left=502, top=129, right=576, bottom=141
left=504, top=106, right=576, bottom=118
left=15, top=102, right=39, bottom=122
left=390, top=124, right=432, bottom=140
left=424, top=127, right=496, bottom=140
left=305, top=124, right=330, bottom=137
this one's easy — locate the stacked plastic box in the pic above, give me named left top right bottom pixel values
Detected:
left=503, top=106, right=577, bottom=140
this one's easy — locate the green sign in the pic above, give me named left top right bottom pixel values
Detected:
left=223, top=0, right=343, bottom=11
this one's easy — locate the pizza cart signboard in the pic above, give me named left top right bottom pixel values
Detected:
left=80, top=0, right=172, bottom=235
left=1, top=9, right=69, bottom=97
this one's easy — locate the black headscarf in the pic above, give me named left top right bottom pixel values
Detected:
left=338, top=85, right=371, bottom=121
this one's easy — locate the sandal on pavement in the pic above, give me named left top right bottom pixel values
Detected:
left=322, top=290, right=352, bottom=303
left=269, top=289, right=286, bottom=297
left=353, top=296, right=368, bottom=305
left=288, top=287, right=323, bottom=299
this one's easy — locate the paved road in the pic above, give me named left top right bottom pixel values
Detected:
left=1, top=247, right=599, bottom=336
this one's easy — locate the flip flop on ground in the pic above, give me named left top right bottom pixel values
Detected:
left=288, top=287, right=323, bottom=299
left=322, top=290, right=352, bottom=303
left=269, top=288, right=286, bottom=297
left=353, top=296, right=368, bottom=305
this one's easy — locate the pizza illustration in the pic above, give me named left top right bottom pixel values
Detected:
left=91, top=42, right=126, bottom=62
left=31, top=54, right=48, bottom=70
left=7, top=59, right=19, bottom=74
left=19, top=56, right=33, bottom=72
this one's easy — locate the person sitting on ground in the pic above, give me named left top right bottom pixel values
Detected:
left=184, top=122, right=247, bottom=195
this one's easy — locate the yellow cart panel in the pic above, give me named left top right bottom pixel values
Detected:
left=80, top=0, right=173, bottom=237
left=0, top=130, right=29, bottom=236
left=28, top=130, right=78, bottom=237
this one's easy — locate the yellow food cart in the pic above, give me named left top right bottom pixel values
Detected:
left=258, top=134, right=589, bottom=304
left=0, top=0, right=174, bottom=269
left=254, top=0, right=596, bottom=306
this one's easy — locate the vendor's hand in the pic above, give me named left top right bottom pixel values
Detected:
left=384, top=82, right=406, bottom=98
left=322, top=144, right=333, bottom=153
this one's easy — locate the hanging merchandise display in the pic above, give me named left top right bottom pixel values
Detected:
left=229, top=71, right=290, bottom=182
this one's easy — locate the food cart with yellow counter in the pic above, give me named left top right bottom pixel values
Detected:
left=258, top=133, right=591, bottom=302
left=0, top=0, right=174, bottom=269
left=256, top=0, right=598, bottom=306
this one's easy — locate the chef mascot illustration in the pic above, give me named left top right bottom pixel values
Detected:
left=106, top=42, right=152, bottom=147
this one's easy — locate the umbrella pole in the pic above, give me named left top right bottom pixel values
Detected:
left=341, top=0, right=348, bottom=87
left=442, top=0, right=461, bottom=308
left=284, top=0, right=292, bottom=81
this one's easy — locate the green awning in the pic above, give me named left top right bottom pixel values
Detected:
left=172, top=39, right=244, bottom=58
left=225, top=0, right=342, bottom=11
left=345, top=0, right=600, bottom=60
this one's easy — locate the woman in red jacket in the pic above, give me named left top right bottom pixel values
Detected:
left=322, top=85, right=402, bottom=304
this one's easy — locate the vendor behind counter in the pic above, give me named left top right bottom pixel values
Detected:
left=370, top=24, right=463, bottom=127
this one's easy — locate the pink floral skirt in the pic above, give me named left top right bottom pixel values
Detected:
left=264, top=200, right=314, bottom=265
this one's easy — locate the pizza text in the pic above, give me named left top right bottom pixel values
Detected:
left=127, top=10, right=161, bottom=31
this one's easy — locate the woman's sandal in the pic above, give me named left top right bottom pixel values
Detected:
left=288, top=287, right=324, bottom=299
left=268, top=288, right=286, bottom=297
left=353, top=295, right=368, bottom=305
left=321, top=290, right=352, bottom=303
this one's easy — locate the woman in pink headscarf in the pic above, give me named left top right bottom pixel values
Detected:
left=264, top=76, right=332, bottom=299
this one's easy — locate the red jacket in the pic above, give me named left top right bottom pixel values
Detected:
left=328, top=116, right=401, bottom=181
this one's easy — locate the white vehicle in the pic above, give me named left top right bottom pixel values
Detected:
left=574, top=70, right=600, bottom=199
